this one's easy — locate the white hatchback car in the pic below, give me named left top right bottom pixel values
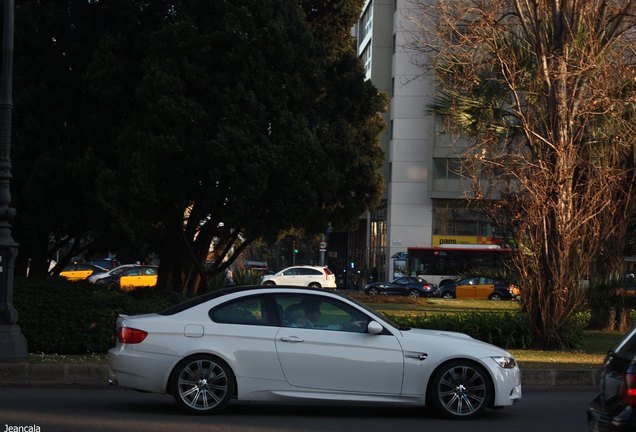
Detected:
left=108, top=286, right=521, bottom=418
left=87, top=264, right=140, bottom=283
left=261, top=265, right=337, bottom=289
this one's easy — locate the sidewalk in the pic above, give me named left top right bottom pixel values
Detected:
left=0, top=363, right=602, bottom=389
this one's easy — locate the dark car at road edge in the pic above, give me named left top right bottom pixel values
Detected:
left=588, top=326, right=636, bottom=431
left=363, top=276, right=438, bottom=298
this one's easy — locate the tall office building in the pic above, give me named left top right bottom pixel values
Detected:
left=353, top=0, right=500, bottom=280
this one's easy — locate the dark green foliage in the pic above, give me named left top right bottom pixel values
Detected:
left=13, top=278, right=184, bottom=354
left=232, top=268, right=264, bottom=286
left=11, top=0, right=385, bottom=295
left=390, top=311, right=589, bottom=350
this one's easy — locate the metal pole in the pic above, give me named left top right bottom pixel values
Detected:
left=0, top=0, right=27, bottom=362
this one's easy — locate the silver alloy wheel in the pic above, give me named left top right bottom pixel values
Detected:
left=441, top=291, right=454, bottom=299
left=409, top=290, right=420, bottom=298
left=173, top=356, right=232, bottom=414
left=431, top=361, right=490, bottom=419
left=488, top=293, right=503, bottom=300
left=368, top=287, right=379, bottom=295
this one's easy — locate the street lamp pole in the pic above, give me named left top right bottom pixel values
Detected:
left=0, top=0, right=27, bottom=362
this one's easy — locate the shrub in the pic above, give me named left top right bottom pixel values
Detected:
left=390, top=312, right=533, bottom=349
left=233, top=268, right=264, bottom=285
left=13, top=278, right=184, bottom=354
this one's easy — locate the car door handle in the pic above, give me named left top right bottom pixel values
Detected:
left=280, top=336, right=304, bottom=343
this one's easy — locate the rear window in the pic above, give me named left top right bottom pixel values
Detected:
left=158, top=286, right=267, bottom=316
left=209, top=295, right=268, bottom=325
left=615, top=328, right=636, bottom=358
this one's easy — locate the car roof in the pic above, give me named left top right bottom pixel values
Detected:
left=282, top=265, right=328, bottom=270
left=159, top=285, right=342, bottom=316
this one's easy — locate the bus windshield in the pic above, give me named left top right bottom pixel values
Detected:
left=407, top=245, right=513, bottom=285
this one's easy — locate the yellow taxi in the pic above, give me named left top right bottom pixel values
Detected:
left=118, top=266, right=159, bottom=291
left=439, top=277, right=520, bottom=300
left=58, top=263, right=107, bottom=282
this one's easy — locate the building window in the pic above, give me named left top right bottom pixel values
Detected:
left=370, top=201, right=387, bottom=281
left=432, top=201, right=499, bottom=238
left=360, top=43, right=372, bottom=76
left=433, top=158, right=462, bottom=181
left=359, top=2, right=373, bottom=42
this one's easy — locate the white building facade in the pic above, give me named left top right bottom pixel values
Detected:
left=356, top=0, right=498, bottom=279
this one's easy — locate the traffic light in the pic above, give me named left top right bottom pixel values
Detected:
left=293, top=240, right=298, bottom=254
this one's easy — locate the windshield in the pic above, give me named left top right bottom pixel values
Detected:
left=338, top=292, right=409, bottom=330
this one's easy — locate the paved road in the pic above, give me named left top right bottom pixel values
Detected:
left=0, top=387, right=594, bottom=432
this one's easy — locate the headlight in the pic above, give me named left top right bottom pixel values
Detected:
left=492, top=356, right=517, bottom=369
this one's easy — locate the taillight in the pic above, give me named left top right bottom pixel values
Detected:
left=620, top=371, right=636, bottom=405
left=323, top=269, right=328, bottom=280
left=118, top=326, right=148, bottom=344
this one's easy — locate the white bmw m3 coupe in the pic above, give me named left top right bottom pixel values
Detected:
left=108, top=286, right=521, bottom=418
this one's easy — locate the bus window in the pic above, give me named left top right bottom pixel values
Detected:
left=407, top=246, right=513, bottom=285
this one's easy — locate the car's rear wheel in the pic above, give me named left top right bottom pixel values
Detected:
left=409, top=290, right=420, bottom=298
left=171, top=354, right=235, bottom=415
left=488, top=293, right=503, bottom=300
left=308, top=282, right=322, bottom=289
left=428, top=360, right=492, bottom=419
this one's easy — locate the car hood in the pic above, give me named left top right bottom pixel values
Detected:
left=399, top=328, right=512, bottom=357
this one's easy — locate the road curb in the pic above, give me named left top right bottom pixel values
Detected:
left=0, top=363, right=602, bottom=389
left=0, top=363, right=109, bottom=388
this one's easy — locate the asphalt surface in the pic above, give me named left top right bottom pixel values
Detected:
left=0, top=362, right=602, bottom=389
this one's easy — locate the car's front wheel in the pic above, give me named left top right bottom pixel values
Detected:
left=366, top=287, right=379, bottom=295
left=440, top=291, right=454, bottom=299
left=262, top=280, right=276, bottom=287
left=171, top=354, right=235, bottom=415
left=488, top=293, right=503, bottom=300
left=428, top=360, right=492, bottom=419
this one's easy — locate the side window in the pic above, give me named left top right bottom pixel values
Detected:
left=283, top=268, right=298, bottom=276
left=125, top=269, right=142, bottom=276
left=210, top=296, right=268, bottom=325
left=145, top=267, right=158, bottom=275
left=304, top=269, right=322, bottom=276
left=274, top=294, right=370, bottom=333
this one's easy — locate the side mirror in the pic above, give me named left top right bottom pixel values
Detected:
left=367, top=321, right=384, bottom=335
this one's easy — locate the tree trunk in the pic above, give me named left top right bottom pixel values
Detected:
left=155, top=221, right=209, bottom=296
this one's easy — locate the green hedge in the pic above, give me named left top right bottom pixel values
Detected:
left=13, top=278, right=185, bottom=354
left=389, top=312, right=533, bottom=349
left=13, top=277, right=588, bottom=353
left=389, top=311, right=590, bottom=350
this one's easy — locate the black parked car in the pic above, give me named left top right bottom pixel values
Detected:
left=588, top=327, right=636, bottom=431
left=363, top=276, right=438, bottom=298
